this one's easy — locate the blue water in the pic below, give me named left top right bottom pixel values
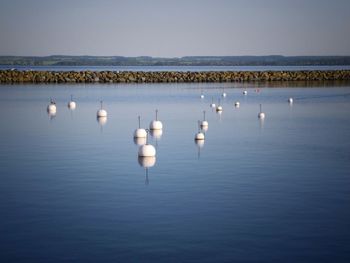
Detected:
left=1, top=65, right=350, bottom=72
left=0, top=82, right=350, bottom=262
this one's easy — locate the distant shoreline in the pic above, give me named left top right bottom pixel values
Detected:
left=1, top=55, right=350, bottom=67
left=1, top=70, right=350, bottom=84
left=2, top=65, right=350, bottom=72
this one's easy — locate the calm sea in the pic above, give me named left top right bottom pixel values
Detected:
left=0, top=81, right=350, bottom=262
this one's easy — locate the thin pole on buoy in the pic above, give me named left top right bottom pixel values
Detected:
left=150, top=109, right=163, bottom=130
left=203, top=110, right=206, bottom=121
left=145, top=128, right=149, bottom=144
left=138, top=115, right=141, bottom=129
left=260, top=104, right=262, bottom=113
left=100, top=100, right=103, bottom=109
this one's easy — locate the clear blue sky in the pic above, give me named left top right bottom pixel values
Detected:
left=0, top=0, right=349, bottom=57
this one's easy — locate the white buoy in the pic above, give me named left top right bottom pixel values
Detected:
left=134, top=137, right=147, bottom=146
left=195, top=132, right=205, bottom=140
left=210, top=97, right=216, bottom=108
left=47, top=106, right=56, bottom=119
left=243, top=90, right=248, bottom=95
left=216, top=105, right=223, bottom=112
left=67, top=95, right=76, bottom=110
left=195, top=121, right=205, bottom=140
left=47, top=98, right=57, bottom=114
left=48, top=111, right=56, bottom=119
left=134, top=116, right=147, bottom=138
left=258, top=104, right=265, bottom=119
left=149, top=109, right=163, bottom=130
left=138, top=130, right=156, bottom=157
left=222, top=87, right=227, bottom=98
left=234, top=101, right=240, bottom=108
left=97, top=116, right=107, bottom=126
left=195, top=139, right=205, bottom=148
left=150, top=129, right=163, bottom=140
left=138, top=156, right=156, bottom=168
left=200, top=110, right=208, bottom=128
left=195, top=131, right=205, bottom=140
left=97, top=100, right=107, bottom=117
left=216, top=98, right=223, bottom=112
left=134, top=129, right=147, bottom=138
left=288, top=97, right=293, bottom=104
left=47, top=104, right=56, bottom=113
left=138, top=144, right=156, bottom=157
left=200, top=88, right=204, bottom=99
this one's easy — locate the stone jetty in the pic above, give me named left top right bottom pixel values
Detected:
left=1, top=70, right=350, bottom=84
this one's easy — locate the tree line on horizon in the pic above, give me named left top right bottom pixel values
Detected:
left=1, top=55, right=350, bottom=66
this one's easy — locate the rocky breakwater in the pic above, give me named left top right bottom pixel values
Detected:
left=1, top=70, right=350, bottom=84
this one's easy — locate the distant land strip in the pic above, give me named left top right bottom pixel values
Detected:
left=1, top=70, right=350, bottom=84
left=1, top=55, right=350, bottom=66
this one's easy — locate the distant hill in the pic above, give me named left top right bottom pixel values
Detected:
left=1, top=55, right=350, bottom=66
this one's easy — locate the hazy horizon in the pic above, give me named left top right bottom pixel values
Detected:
left=1, top=0, right=350, bottom=57
left=2, top=55, right=350, bottom=58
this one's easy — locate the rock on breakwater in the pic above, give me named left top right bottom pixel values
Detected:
left=1, top=70, right=350, bottom=84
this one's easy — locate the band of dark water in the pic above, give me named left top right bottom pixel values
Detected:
left=1, top=70, right=350, bottom=83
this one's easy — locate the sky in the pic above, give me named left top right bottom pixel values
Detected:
left=0, top=0, right=349, bottom=57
